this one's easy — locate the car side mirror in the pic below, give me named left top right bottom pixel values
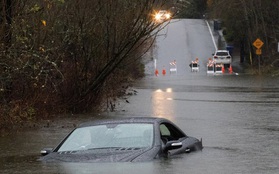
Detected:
left=40, top=148, right=53, bottom=156
left=165, top=141, right=182, bottom=151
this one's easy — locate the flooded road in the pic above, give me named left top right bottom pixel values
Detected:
left=1, top=19, right=279, bottom=174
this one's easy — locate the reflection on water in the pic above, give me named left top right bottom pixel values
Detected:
left=1, top=78, right=279, bottom=174
left=1, top=73, right=279, bottom=174
left=58, top=161, right=162, bottom=174
left=152, top=88, right=176, bottom=122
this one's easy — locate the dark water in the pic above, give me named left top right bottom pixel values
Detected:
left=1, top=74, right=279, bottom=174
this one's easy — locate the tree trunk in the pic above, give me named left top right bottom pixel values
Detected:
left=1, top=0, right=12, bottom=47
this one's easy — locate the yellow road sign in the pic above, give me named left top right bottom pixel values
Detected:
left=256, top=48, right=262, bottom=55
left=253, top=38, right=264, bottom=49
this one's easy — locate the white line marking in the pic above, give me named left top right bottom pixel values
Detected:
left=205, top=20, right=217, bottom=51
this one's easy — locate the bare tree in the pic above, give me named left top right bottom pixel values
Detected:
left=0, top=0, right=173, bottom=126
left=209, top=0, right=279, bottom=67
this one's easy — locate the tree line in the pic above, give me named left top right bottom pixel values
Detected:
left=0, top=0, right=174, bottom=128
left=207, top=0, right=279, bottom=72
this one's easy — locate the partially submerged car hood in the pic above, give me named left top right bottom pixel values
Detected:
left=40, top=147, right=160, bottom=162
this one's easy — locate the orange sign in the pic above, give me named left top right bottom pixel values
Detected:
left=253, top=38, right=264, bottom=49
left=256, top=48, right=262, bottom=55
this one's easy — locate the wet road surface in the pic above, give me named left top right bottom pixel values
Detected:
left=1, top=19, right=279, bottom=174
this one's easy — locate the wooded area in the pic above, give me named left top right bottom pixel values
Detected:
left=208, top=0, right=279, bottom=71
left=0, top=0, right=174, bottom=128
left=0, top=0, right=278, bottom=128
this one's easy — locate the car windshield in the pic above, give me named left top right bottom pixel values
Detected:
left=57, top=123, right=154, bottom=152
left=216, top=52, right=229, bottom=56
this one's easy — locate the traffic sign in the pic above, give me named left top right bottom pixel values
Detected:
left=256, top=48, right=262, bottom=55
left=253, top=38, right=264, bottom=49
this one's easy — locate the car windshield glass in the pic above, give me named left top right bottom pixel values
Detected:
left=216, top=52, right=228, bottom=56
left=57, top=123, right=154, bottom=152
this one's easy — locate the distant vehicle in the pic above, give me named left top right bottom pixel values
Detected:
left=40, top=117, right=203, bottom=162
left=154, top=10, right=171, bottom=22
left=212, top=50, right=232, bottom=65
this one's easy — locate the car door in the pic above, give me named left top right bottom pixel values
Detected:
left=159, top=122, right=185, bottom=142
left=159, top=122, right=190, bottom=155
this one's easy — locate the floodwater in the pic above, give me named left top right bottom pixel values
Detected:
left=1, top=19, right=279, bottom=174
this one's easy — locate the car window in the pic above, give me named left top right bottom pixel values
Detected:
left=216, top=52, right=229, bottom=56
left=57, top=123, right=154, bottom=152
left=160, top=123, right=185, bottom=141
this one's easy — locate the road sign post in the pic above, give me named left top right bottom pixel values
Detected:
left=253, top=38, right=264, bottom=74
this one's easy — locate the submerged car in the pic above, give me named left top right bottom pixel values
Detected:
left=40, top=117, right=203, bottom=162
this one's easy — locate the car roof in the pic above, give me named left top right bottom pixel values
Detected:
left=78, top=117, right=169, bottom=128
